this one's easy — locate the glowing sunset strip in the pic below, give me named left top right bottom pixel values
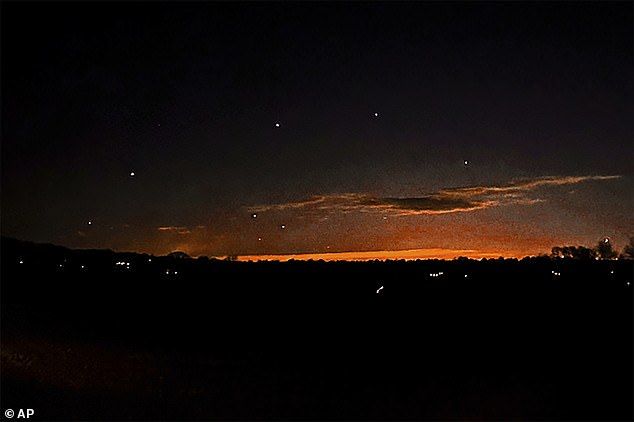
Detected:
left=234, top=248, right=524, bottom=262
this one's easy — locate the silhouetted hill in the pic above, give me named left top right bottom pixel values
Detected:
left=1, top=237, right=632, bottom=420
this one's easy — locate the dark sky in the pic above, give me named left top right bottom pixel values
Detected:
left=2, top=1, right=632, bottom=259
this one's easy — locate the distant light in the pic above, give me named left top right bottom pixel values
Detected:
left=148, top=258, right=152, bottom=262
left=165, top=270, right=170, bottom=275
left=157, top=123, right=161, bottom=127
left=275, top=122, right=280, bottom=128
left=604, top=237, right=609, bottom=243
left=174, top=271, right=178, bottom=275
left=87, top=221, right=92, bottom=225
left=627, top=281, right=631, bottom=286
left=130, top=172, right=135, bottom=177
left=252, top=213, right=257, bottom=218
left=81, top=265, right=85, bottom=269
left=280, top=224, right=286, bottom=229
left=258, top=237, right=262, bottom=241
left=376, top=286, right=384, bottom=294
left=610, top=270, right=614, bottom=274
left=374, top=112, right=379, bottom=117
left=464, top=160, right=469, bottom=166
left=382, top=216, right=388, bottom=220
left=464, top=274, right=468, bottom=278
left=19, top=260, right=23, bottom=265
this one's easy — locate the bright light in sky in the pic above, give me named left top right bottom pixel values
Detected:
left=275, top=122, right=280, bottom=128
left=130, top=172, right=135, bottom=177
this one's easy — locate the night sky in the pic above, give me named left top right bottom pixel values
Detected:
left=2, top=2, right=632, bottom=259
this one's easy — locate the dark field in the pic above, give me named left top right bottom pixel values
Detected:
left=1, top=238, right=632, bottom=420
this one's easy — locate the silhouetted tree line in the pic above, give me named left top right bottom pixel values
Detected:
left=551, top=237, right=633, bottom=260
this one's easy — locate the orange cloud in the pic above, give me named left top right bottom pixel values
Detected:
left=157, top=226, right=192, bottom=235
left=248, top=175, right=620, bottom=216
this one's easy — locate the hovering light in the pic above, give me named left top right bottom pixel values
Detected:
left=130, top=172, right=135, bottom=177
left=376, top=286, right=384, bottom=294
left=275, top=122, right=280, bottom=128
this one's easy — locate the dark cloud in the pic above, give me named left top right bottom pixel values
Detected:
left=249, top=175, right=620, bottom=216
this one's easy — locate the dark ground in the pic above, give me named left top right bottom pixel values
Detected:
left=1, top=237, right=632, bottom=420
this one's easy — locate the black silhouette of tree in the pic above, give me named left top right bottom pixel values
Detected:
left=620, top=237, right=634, bottom=260
left=596, top=238, right=617, bottom=260
left=551, top=246, right=596, bottom=260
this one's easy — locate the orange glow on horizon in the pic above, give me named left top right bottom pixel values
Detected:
left=233, top=248, right=534, bottom=262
